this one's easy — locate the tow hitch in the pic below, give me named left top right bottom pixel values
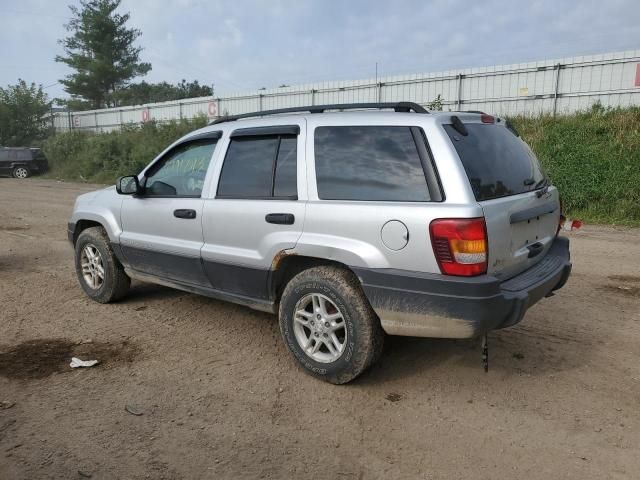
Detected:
left=482, top=334, right=489, bottom=372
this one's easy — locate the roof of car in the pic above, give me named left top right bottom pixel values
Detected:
left=209, top=102, right=429, bottom=124
left=191, top=109, right=491, bottom=139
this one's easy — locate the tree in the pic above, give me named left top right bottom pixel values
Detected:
left=427, top=94, right=444, bottom=111
left=56, top=0, right=151, bottom=109
left=113, top=80, right=213, bottom=106
left=0, top=80, right=52, bottom=146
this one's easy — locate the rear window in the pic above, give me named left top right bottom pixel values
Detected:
left=32, top=150, right=47, bottom=161
left=314, top=126, right=430, bottom=201
left=444, top=123, right=546, bottom=201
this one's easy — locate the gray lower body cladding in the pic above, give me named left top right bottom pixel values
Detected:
left=70, top=220, right=570, bottom=339
left=353, top=236, right=571, bottom=339
left=112, top=242, right=276, bottom=313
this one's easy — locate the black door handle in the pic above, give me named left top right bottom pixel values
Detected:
left=527, top=242, right=544, bottom=258
left=174, top=209, right=196, bottom=219
left=265, top=213, right=295, bottom=225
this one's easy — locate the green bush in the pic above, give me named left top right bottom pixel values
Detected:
left=42, top=115, right=208, bottom=183
left=510, top=105, right=640, bottom=225
left=42, top=107, right=640, bottom=225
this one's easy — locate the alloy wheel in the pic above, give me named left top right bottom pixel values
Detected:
left=80, top=244, right=105, bottom=290
left=14, top=167, right=28, bottom=178
left=292, top=293, right=348, bottom=363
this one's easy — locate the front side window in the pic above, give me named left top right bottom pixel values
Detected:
left=314, top=126, right=430, bottom=201
left=145, top=140, right=217, bottom=196
left=217, top=135, right=298, bottom=199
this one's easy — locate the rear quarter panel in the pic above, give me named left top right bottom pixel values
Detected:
left=295, top=114, right=482, bottom=272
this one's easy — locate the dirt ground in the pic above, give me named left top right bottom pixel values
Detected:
left=1, top=178, right=639, bottom=480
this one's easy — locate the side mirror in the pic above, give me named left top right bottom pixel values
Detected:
left=116, top=175, right=141, bottom=195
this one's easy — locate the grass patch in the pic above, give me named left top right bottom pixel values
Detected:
left=510, top=105, right=640, bottom=226
left=42, top=115, right=208, bottom=184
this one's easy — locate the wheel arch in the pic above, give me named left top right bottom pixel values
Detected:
left=70, top=203, right=122, bottom=245
left=269, top=254, right=361, bottom=303
left=72, top=219, right=105, bottom=245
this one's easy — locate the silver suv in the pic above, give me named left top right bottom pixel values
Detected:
left=68, top=102, right=571, bottom=383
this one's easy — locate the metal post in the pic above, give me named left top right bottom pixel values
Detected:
left=456, top=74, right=464, bottom=111
left=67, top=109, right=72, bottom=131
left=259, top=94, right=264, bottom=112
left=552, top=63, right=561, bottom=116
left=94, top=111, right=98, bottom=133
left=216, top=98, right=221, bottom=118
left=179, top=102, right=183, bottom=120
left=377, top=82, right=382, bottom=103
left=311, top=89, right=316, bottom=106
left=119, top=109, right=124, bottom=130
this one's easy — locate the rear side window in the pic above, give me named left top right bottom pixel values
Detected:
left=217, top=135, right=297, bottom=199
left=314, top=126, right=430, bottom=201
left=444, top=124, right=546, bottom=201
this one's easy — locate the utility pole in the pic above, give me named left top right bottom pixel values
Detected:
left=375, top=62, right=381, bottom=103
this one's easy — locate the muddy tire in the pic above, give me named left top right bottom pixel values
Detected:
left=279, top=266, right=384, bottom=384
left=74, top=227, right=130, bottom=303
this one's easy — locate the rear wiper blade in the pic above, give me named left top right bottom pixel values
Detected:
left=533, top=178, right=549, bottom=189
left=524, top=177, right=548, bottom=189
left=534, top=178, right=551, bottom=197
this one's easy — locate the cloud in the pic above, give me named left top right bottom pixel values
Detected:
left=1, top=0, right=639, bottom=100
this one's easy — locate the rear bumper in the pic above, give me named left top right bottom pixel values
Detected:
left=354, top=236, right=571, bottom=339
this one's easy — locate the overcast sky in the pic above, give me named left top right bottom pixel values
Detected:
left=2, top=0, right=639, bottom=100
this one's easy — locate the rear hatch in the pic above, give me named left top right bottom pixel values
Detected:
left=444, top=118, right=560, bottom=280
left=30, top=149, right=49, bottom=172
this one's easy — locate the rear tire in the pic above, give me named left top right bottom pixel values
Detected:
left=13, top=166, right=30, bottom=178
left=74, top=227, right=130, bottom=303
left=279, top=266, right=384, bottom=384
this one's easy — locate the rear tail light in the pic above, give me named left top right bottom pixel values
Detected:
left=429, top=218, right=488, bottom=276
left=480, top=114, right=495, bottom=124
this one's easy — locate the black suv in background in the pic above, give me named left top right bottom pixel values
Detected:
left=0, top=147, right=49, bottom=178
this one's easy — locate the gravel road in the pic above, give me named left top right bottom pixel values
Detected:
left=1, top=178, right=639, bottom=479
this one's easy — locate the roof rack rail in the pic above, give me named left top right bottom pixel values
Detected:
left=209, top=102, right=428, bottom=125
left=463, top=110, right=487, bottom=114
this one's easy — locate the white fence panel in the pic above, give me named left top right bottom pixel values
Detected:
left=52, top=49, right=640, bottom=133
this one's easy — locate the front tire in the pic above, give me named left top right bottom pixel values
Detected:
left=74, top=227, right=130, bottom=303
left=279, top=266, right=384, bottom=384
left=13, top=166, right=30, bottom=178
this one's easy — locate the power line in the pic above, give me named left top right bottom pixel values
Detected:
left=0, top=9, right=70, bottom=20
